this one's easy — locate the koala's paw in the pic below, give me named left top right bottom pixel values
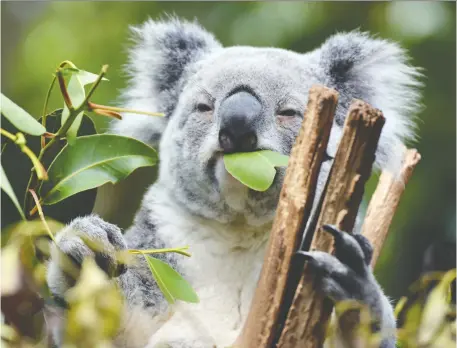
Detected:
left=47, top=214, right=128, bottom=300
left=298, top=224, right=381, bottom=312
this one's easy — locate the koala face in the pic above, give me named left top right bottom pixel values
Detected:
left=114, top=18, right=421, bottom=226
left=161, top=48, right=316, bottom=225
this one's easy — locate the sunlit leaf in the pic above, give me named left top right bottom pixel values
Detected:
left=0, top=165, right=25, bottom=220
left=0, top=243, right=22, bottom=296
left=0, top=94, right=46, bottom=136
left=76, top=70, right=108, bottom=85
left=223, top=150, right=289, bottom=191
left=40, top=134, right=158, bottom=204
left=65, top=258, right=122, bottom=345
left=394, top=296, right=408, bottom=318
left=60, top=67, right=108, bottom=84
left=144, top=255, right=199, bottom=304
left=418, top=269, right=456, bottom=345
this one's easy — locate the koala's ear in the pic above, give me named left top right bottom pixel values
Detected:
left=111, top=17, right=221, bottom=146
left=307, top=32, right=423, bottom=173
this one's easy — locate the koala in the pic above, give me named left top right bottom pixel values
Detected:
left=47, top=17, right=422, bottom=348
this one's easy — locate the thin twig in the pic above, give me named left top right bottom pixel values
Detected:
left=28, top=189, right=56, bottom=243
left=128, top=246, right=191, bottom=257
left=88, top=102, right=165, bottom=117
left=41, top=76, right=57, bottom=149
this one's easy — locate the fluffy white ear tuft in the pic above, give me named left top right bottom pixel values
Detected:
left=308, top=31, right=423, bottom=174
left=111, top=17, right=222, bottom=147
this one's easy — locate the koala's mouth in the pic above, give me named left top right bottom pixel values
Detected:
left=205, top=149, right=279, bottom=192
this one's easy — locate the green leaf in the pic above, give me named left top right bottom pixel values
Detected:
left=223, top=150, right=289, bottom=191
left=144, top=255, right=199, bottom=304
left=40, top=134, right=158, bottom=204
left=418, top=269, right=456, bottom=345
left=60, top=67, right=109, bottom=84
left=76, top=70, right=108, bottom=85
left=1, top=94, right=46, bottom=136
left=0, top=165, right=25, bottom=220
left=61, top=69, right=106, bottom=144
left=45, top=108, right=64, bottom=118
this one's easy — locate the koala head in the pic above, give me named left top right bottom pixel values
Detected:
left=112, top=17, right=422, bottom=226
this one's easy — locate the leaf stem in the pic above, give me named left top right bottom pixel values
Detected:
left=28, top=189, right=56, bottom=243
left=41, top=76, right=57, bottom=149
left=56, top=70, right=73, bottom=110
left=58, top=60, right=77, bottom=69
left=0, top=128, right=16, bottom=141
left=85, top=65, right=108, bottom=102
left=88, top=102, right=165, bottom=117
left=128, top=246, right=191, bottom=257
left=0, top=129, right=48, bottom=181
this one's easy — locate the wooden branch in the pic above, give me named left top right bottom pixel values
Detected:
left=277, top=100, right=385, bottom=348
left=361, top=149, right=421, bottom=267
left=234, top=85, right=339, bottom=348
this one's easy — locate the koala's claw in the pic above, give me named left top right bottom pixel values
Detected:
left=299, top=226, right=379, bottom=305
left=47, top=215, right=128, bottom=298
left=322, top=224, right=372, bottom=273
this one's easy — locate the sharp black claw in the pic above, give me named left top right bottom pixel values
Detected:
left=322, top=224, right=343, bottom=239
left=296, top=250, right=314, bottom=261
left=323, top=152, right=334, bottom=162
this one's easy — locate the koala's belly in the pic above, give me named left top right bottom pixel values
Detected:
left=146, top=229, right=266, bottom=347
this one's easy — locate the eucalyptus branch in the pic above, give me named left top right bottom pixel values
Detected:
left=56, top=65, right=107, bottom=139
left=24, top=65, right=108, bottom=216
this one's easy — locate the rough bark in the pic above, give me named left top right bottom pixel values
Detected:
left=361, top=149, right=421, bottom=267
left=234, top=85, right=338, bottom=348
left=277, top=100, right=385, bottom=348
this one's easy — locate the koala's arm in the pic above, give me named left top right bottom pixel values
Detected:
left=46, top=213, right=171, bottom=347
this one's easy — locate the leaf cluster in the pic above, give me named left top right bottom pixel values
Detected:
left=0, top=62, right=195, bottom=347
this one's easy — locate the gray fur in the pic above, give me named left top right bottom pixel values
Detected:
left=47, top=17, right=423, bottom=347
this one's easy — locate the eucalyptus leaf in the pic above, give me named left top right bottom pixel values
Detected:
left=144, top=255, right=199, bottom=304
left=45, top=108, right=64, bottom=119
left=1, top=94, right=46, bottom=136
left=223, top=150, right=289, bottom=191
left=1, top=165, right=25, bottom=220
left=0, top=243, right=22, bottom=296
left=60, top=67, right=109, bottom=84
left=76, top=70, right=109, bottom=85
left=418, top=269, right=456, bottom=344
left=40, top=134, right=158, bottom=204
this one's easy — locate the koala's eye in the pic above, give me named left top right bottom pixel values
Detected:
left=278, top=109, right=300, bottom=117
left=196, top=103, right=212, bottom=113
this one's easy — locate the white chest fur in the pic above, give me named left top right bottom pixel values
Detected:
left=145, top=196, right=270, bottom=347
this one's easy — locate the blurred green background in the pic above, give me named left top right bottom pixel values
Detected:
left=1, top=1, right=455, bottom=302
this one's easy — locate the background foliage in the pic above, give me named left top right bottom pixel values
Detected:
left=1, top=1, right=456, bottom=304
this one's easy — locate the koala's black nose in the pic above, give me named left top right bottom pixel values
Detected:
left=218, top=91, right=261, bottom=153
